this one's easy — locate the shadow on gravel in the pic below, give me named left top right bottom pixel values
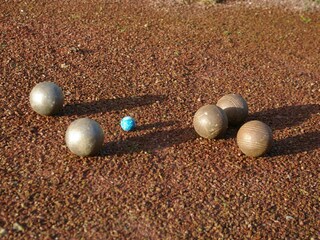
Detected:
left=249, top=104, right=319, bottom=130
left=270, top=131, right=320, bottom=156
left=219, top=104, right=319, bottom=155
left=250, top=104, right=319, bottom=156
left=102, top=126, right=197, bottom=156
left=61, top=94, right=166, bottom=116
left=135, top=121, right=176, bottom=131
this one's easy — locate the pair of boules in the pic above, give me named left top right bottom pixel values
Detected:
left=193, top=93, right=248, bottom=139
left=217, top=94, right=273, bottom=157
left=29, top=82, right=105, bottom=156
left=30, top=82, right=137, bottom=156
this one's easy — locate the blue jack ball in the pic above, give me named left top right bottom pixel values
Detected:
left=120, top=116, right=136, bottom=131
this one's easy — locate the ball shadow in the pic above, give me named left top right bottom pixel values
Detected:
left=270, top=131, right=319, bottom=156
left=135, top=121, right=176, bottom=131
left=61, top=94, right=166, bottom=116
left=249, top=104, right=319, bottom=130
left=102, top=127, right=197, bottom=156
left=221, top=104, right=319, bottom=156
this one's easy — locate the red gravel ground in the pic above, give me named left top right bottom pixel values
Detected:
left=1, top=0, right=319, bottom=239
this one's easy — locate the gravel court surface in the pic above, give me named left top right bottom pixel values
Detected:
left=1, top=0, right=319, bottom=239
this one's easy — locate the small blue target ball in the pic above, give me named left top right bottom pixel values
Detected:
left=120, top=116, right=136, bottom=131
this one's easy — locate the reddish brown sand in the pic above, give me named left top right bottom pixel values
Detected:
left=1, top=0, right=319, bottom=239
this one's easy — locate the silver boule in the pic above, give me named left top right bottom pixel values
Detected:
left=193, top=104, right=228, bottom=139
left=29, top=81, right=64, bottom=116
left=217, top=93, right=248, bottom=126
left=236, top=120, right=273, bottom=157
left=65, top=118, right=105, bottom=157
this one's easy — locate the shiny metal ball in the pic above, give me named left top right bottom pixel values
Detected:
left=29, top=82, right=64, bottom=116
left=65, top=118, right=104, bottom=157
left=216, top=93, right=248, bottom=126
left=193, top=104, right=228, bottom=139
left=237, top=120, right=272, bottom=157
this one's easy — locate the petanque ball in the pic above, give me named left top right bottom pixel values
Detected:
left=65, top=118, right=104, bottom=157
left=216, top=93, right=248, bottom=126
left=193, top=104, right=228, bottom=139
left=29, top=81, right=64, bottom=116
left=236, top=120, right=272, bottom=157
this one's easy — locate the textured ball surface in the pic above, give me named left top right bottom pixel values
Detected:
left=193, top=104, right=228, bottom=139
left=29, top=81, right=64, bottom=116
left=216, top=93, right=248, bottom=126
left=237, top=120, right=273, bottom=157
left=120, top=116, right=136, bottom=131
left=65, top=118, right=104, bottom=157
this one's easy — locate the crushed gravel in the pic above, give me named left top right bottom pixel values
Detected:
left=1, top=0, right=319, bottom=239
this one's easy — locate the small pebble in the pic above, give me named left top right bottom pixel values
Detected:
left=13, top=223, right=24, bottom=232
left=60, top=63, right=69, bottom=69
left=0, top=227, right=6, bottom=237
left=285, top=216, right=294, bottom=221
